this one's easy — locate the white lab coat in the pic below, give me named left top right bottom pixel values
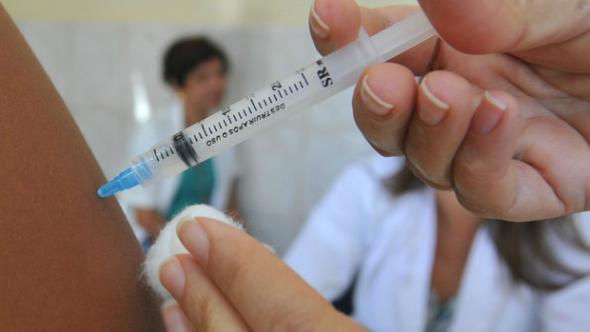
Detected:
left=121, top=101, right=241, bottom=241
left=284, top=155, right=590, bottom=332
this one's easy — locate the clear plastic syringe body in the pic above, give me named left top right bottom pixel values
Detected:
left=98, top=11, right=435, bottom=197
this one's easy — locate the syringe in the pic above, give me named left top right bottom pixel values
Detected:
left=98, top=10, right=436, bottom=197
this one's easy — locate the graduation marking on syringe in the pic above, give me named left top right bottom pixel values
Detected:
left=301, top=73, right=309, bottom=85
left=97, top=11, right=438, bottom=199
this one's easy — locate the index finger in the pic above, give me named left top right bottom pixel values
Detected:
left=310, top=0, right=439, bottom=75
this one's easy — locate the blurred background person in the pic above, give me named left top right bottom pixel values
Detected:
left=284, top=155, right=590, bottom=332
left=124, top=37, right=242, bottom=250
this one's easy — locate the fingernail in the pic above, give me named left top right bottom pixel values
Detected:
left=177, top=219, right=210, bottom=263
left=160, top=299, right=191, bottom=332
left=160, top=257, right=185, bottom=300
left=471, top=91, right=506, bottom=135
left=310, top=1, right=330, bottom=39
left=419, top=77, right=449, bottom=126
left=483, top=90, right=507, bottom=111
left=361, top=75, right=394, bottom=116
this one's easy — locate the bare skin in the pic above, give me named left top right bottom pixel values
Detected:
left=0, top=5, right=163, bottom=331
left=432, top=191, right=480, bottom=302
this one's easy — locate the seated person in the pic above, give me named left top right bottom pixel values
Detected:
left=285, top=154, right=590, bottom=332
left=124, top=37, right=241, bottom=249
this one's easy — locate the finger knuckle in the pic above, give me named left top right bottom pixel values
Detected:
left=406, top=159, right=453, bottom=189
left=456, top=158, right=492, bottom=181
left=267, top=307, right=321, bottom=332
left=185, top=288, right=215, bottom=331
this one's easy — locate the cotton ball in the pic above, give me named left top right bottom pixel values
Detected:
left=143, top=204, right=243, bottom=300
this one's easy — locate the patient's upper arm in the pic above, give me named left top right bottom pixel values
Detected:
left=0, top=5, right=163, bottom=331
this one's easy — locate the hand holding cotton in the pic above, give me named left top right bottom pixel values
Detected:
left=143, top=205, right=244, bottom=300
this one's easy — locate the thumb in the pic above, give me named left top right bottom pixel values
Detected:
left=418, top=0, right=586, bottom=53
left=176, top=217, right=367, bottom=332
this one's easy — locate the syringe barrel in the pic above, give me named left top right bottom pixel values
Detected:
left=126, top=11, right=436, bottom=189
left=129, top=29, right=384, bottom=187
left=129, top=148, right=168, bottom=187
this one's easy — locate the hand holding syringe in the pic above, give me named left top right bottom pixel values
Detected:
left=98, top=10, right=436, bottom=197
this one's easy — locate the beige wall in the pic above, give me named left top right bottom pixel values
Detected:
left=3, top=0, right=417, bottom=23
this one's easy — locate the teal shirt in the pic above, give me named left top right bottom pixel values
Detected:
left=164, top=159, right=216, bottom=220
left=425, top=288, right=457, bottom=332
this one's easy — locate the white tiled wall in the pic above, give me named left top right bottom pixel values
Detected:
left=17, top=21, right=375, bottom=254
